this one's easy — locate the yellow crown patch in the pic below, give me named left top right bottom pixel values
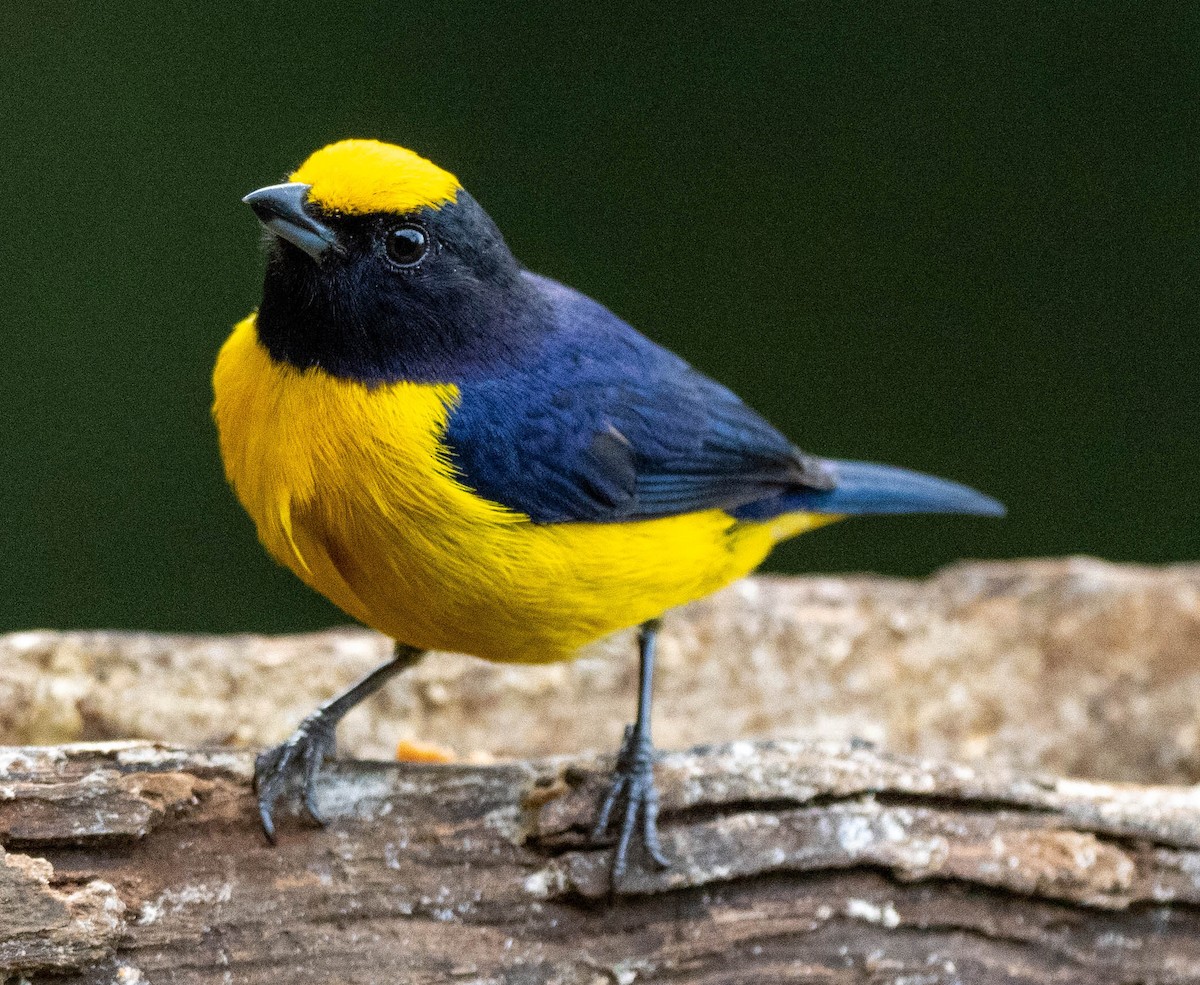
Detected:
left=291, top=139, right=461, bottom=216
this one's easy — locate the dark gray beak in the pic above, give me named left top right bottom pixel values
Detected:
left=242, top=182, right=338, bottom=261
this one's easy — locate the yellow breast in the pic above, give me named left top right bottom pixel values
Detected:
left=213, top=315, right=834, bottom=663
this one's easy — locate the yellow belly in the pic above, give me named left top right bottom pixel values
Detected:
left=213, top=315, right=836, bottom=663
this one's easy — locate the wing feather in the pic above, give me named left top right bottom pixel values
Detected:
left=444, top=274, right=833, bottom=523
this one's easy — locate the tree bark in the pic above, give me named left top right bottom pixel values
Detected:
left=7, top=559, right=1200, bottom=982
left=7, top=558, right=1200, bottom=784
left=5, top=740, right=1200, bottom=983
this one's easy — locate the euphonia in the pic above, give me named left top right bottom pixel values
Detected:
left=214, top=139, right=1003, bottom=882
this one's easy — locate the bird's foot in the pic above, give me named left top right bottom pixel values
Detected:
left=254, top=710, right=338, bottom=842
left=590, top=724, right=671, bottom=886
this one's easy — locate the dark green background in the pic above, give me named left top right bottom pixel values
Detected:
left=2, top=5, right=1195, bottom=634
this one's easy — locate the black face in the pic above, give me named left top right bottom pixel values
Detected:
left=254, top=191, right=545, bottom=384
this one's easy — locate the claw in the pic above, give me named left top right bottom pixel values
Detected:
left=590, top=771, right=626, bottom=840
left=614, top=786, right=640, bottom=882
left=252, top=645, right=425, bottom=843
left=301, top=736, right=328, bottom=825
left=253, top=714, right=337, bottom=841
left=589, top=725, right=672, bottom=886
left=640, top=784, right=670, bottom=869
left=258, top=787, right=278, bottom=844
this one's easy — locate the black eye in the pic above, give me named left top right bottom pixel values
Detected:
left=385, top=224, right=429, bottom=267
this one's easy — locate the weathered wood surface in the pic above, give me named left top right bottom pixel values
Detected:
left=7, top=558, right=1200, bottom=783
left=6, top=741, right=1200, bottom=983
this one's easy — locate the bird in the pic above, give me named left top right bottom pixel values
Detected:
left=213, top=138, right=1004, bottom=884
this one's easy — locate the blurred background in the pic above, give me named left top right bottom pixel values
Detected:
left=1, top=5, right=1194, bottom=634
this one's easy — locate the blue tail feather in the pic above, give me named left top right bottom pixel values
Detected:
left=732, top=459, right=1006, bottom=520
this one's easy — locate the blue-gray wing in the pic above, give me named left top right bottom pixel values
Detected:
left=444, top=274, right=834, bottom=523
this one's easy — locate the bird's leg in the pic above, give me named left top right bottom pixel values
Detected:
left=590, top=617, right=671, bottom=884
left=254, top=641, right=425, bottom=842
